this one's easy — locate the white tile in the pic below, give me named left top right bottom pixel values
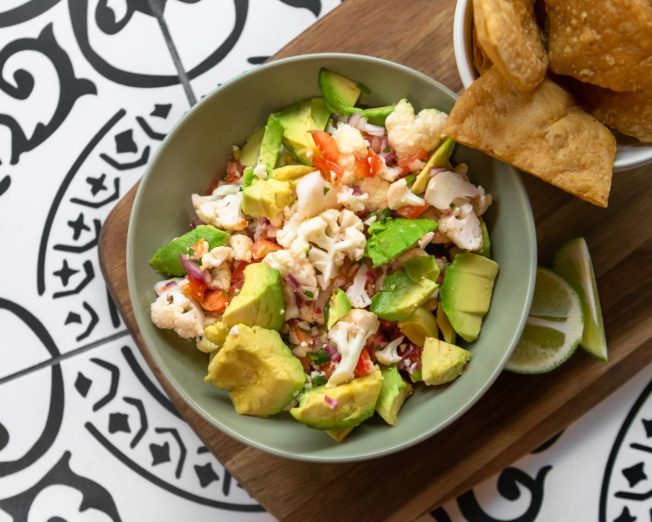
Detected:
left=0, top=338, right=274, bottom=521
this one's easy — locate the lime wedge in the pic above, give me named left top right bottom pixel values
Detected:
left=553, top=238, right=607, bottom=361
left=505, top=267, right=583, bottom=374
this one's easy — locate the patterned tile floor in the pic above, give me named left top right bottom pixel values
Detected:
left=1, top=2, right=650, bottom=521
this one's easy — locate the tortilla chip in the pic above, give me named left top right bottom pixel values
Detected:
left=578, top=85, right=652, bottom=143
left=472, top=27, right=492, bottom=75
left=473, top=0, right=548, bottom=91
left=545, top=0, right=652, bottom=92
left=444, top=68, right=615, bottom=207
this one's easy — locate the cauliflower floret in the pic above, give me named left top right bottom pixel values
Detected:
left=327, top=309, right=379, bottom=386
left=346, top=264, right=372, bottom=308
left=192, top=184, right=248, bottom=231
left=337, top=186, right=369, bottom=212
left=277, top=171, right=336, bottom=248
left=375, top=336, right=405, bottom=365
left=262, top=247, right=319, bottom=297
left=208, top=264, right=231, bottom=290
left=358, top=177, right=390, bottom=211
left=297, top=209, right=366, bottom=289
left=424, top=170, right=480, bottom=210
left=473, top=186, right=493, bottom=216
left=150, top=281, right=204, bottom=339
left=380, top=165, right=403, bottom=183
left=229, top=234, right=253, bottom=262
left=200, top=246, right=233, bottom=290
left=385, top=99, right=447, bottom=158
left=439, top=202, right=483, bottom=251
left=201, top=246, right=232, bottom=269
left=333, top=123, right=368, bottom=155
left=386, top=178, right=426, bottom=210
left=333, top=123, right=369, bottom=185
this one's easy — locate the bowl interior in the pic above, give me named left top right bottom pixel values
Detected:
left=452, top=0, right=652, bottom=172
left=127, top=53, right=536, bottom=462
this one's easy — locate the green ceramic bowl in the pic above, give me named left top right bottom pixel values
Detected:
left=127, top=53, right=536, bottom=462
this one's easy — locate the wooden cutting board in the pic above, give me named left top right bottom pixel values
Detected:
left=99, top=0, right=652, bottom=520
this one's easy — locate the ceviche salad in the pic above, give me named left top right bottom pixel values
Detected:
left=148, top=69, right=499, bottom=442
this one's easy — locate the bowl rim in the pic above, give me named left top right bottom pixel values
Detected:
left=127, top=52, right=537, bottom=462
left=452, top=0, right=652, bottom=173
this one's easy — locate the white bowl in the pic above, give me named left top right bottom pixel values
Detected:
left=453, top=0, right=652, bottom=172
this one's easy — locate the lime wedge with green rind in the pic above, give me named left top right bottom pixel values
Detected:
left=505, top=267, right=583, bottom=374
left=553, top=237, right=607, bottom=361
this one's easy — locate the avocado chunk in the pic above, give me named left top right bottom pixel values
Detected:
left=326, top=289, right=352, bottom=329
left=318, top=68, right=395, bottom=125
left=370, top=256, right=439, bottom=321
left=398, top=306, right=439, bottom=347
left=436, top=306, right=457, bottom=344
left=205, top=324, right=305, bottom=416
left=271, top=165, right=315, bottom=181
left=440, top=253, right=499, bottom=342
left=318, top=68, right=362, bottom=113
left=422, top=337, right=471, bottom=385
left=257, top=113, right=284, bottom=175
left=412, top=137, right=456, bottom=194
left=376, top=365, right=413, bottom=425
left=196, top=321, right=229, bottom=353
left=326, top=428, right=353, bottom=443
left=365, top=218, right=438, bottom=268
left=479, top=218, right=491, bottom=258
left=290, top=369, right=382, bottom=430
left=242, top=177, right=293, bottom=220
left=275, top=98, right=331, bottom=165
left=149, top=225, right=228, bottom=276
left=222, top=263, right=285, bottom=330
left=404, top=255, right=440, bottom=283
left=240, top=127, right=265, bottom=167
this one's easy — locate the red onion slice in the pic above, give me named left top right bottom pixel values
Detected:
left=179, top=254, right=207, bottom=283
left=324, top=396, right=339, bottom=409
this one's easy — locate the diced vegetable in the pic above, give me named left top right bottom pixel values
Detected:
left=150, top=225, right=228, bottom=276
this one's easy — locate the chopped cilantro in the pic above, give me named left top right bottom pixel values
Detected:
left=383, top=145, right=391, bottom=153
left=303, top=290, right=314, bottom=298
left=405, top=173, right=416, bottom=186
left=312, top=375, right=326, bottom=386
left=323, top=186, right=330, bottom=195
left=307, top=350, right=331, bottom=365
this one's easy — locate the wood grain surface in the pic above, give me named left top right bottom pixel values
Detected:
left=98, top=0, right=652, bottom=520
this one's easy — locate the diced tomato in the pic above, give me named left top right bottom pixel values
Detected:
left=299, top=357, right=312, bottom=373
left=397, top=149, right=428, bottom=173
left=224, top=160, right=243, bottom=183
left=289, top=320, right=312, bottom=345
left=311, top=131, right=339, bottom=162
left=354, top=348, right=374, bottom=377
left=202, top=290, right=230, bottom=313
left=229, top=261, right=249, bottom=297
left=252, top=239, right=282, bottom=260
left=182, top=277, right=207, bottom=303
left=205, top=178, right=219, bottom=195
left=319, top=361, right=336, bottom=379
left=396, top=203, right=429, bottom=219
left=367, top=148, right=385, bottom=177
left=353, top=154, right=371, bottom=178
left=312, top=155, right=343, bottom=183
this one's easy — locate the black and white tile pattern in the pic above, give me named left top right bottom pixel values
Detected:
left=1, top=1, right=651, bottom=520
